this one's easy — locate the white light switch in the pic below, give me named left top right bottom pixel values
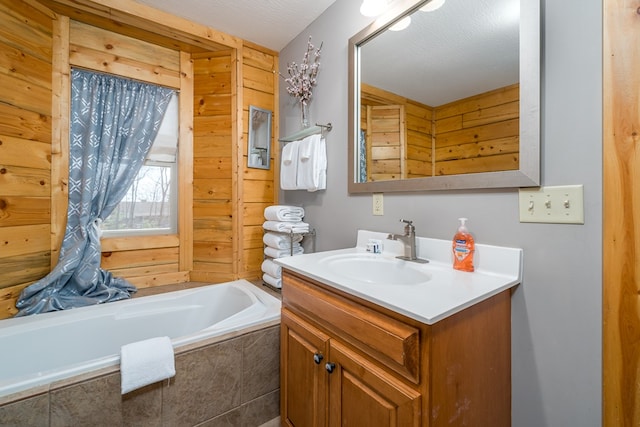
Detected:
left=518, top=185, right=584, bottom=224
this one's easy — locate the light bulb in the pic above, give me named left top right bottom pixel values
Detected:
left=360, top=0, right=388, bottom=17
left=420, top=0, right=446, bottom=12
left=389, top=16, right=411, bottom=31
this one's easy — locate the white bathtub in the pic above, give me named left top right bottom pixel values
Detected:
left=0, top=279, right=281, bottom=398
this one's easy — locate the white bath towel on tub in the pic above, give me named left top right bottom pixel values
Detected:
left=120, top=336, right=176, bottom=394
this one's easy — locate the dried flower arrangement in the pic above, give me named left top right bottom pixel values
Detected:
left=281, top=36, right=323, bottom=106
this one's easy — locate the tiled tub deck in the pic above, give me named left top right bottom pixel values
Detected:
left=0, top=282, right=281, bottom=426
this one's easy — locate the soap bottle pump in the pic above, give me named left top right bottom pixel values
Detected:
left=452, top=218, right=475, bottom=272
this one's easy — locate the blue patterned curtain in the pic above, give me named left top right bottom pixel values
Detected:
left=15, top=69, right=174, bottom=316
left=359, top=130, right=367, bottom=183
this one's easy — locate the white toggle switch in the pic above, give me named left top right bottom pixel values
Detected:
left=519, top=185, right=584, bottom=224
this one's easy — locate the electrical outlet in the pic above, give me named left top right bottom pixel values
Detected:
left=519, top=185, right=584, bottom=224
left=373, top=193, right=384, bottom=216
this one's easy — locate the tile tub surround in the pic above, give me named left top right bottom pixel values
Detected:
left=0, top=280, right=281, bottom=398
left=0, top=325, right=280, bottom=426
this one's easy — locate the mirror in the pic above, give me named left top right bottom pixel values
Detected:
left=348, top=0, right=540, bottom=192
left=248, top=105, right=272, bottom=169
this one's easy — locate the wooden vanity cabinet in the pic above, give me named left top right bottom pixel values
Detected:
left=280, top=270, right=511, bottom=427
left=282, top=309, right=421, bottom=427
left=281, top=309, right=329, bottom=427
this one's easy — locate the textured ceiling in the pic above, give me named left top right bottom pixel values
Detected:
left=133, top=0, right=339, bottom=51
left=133, top=0, right=520, bottom=107
left=361, top=0, right=520, bottom=106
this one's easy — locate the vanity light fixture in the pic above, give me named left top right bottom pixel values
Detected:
left=420, top=0, right=446, bottom=12
left=360, top=0, right=388, bottom=17
left=389, top=16, right=412, bottom=31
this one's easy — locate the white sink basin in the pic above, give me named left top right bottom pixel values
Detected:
left=274, top=230, right=523, bottom=324
left=318, top=254, right=432, bottom=286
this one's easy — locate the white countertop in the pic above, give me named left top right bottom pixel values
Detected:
left=274, top=230, right=523, bottom=325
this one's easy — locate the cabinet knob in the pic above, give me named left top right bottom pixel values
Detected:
left=313, top=353, right=324, bottom=364
left=325, top=362, right=336, bottom=373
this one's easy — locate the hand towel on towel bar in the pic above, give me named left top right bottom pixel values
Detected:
left=264, top=205, right=305, bottom=222
left=263, top=220, right=310, bottom=233
left=297, top=134, right=327, bottom=192
left=263, top=232, right=303, bottom=249
left=120, top=336, right=176, bottom=394
left=261, top=258, right=282, bottom=278
left=264, top=245, right=303, bottom=259
left=280, top=140, right=300, bottom=190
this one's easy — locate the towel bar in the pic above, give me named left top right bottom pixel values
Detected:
left=279, top=123, right=332, bottom=143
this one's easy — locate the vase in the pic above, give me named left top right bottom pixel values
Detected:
left=300, top=102, right=310, bottom=128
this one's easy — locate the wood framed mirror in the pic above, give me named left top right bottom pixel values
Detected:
left=348, top=0, right=540, bottom=192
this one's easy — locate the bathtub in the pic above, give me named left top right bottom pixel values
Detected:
left=0, top=279, right=281, bottom=399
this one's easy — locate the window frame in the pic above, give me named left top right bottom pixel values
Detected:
left=101, top=158, right=179, bottom=238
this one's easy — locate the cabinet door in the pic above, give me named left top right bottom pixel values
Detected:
left=281, top=309, right=330, bottom=427
left=328, top=340, right=421, bottom=427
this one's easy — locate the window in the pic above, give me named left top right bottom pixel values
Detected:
left=102, top=93, right=179, bottom=237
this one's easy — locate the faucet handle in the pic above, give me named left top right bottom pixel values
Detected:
left=399, top=219, right=415, bottom=233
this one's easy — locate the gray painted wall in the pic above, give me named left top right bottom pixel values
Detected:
left=278, top=1, right=602, bottom=425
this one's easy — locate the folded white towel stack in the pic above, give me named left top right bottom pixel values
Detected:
left=261, top=205, right=310, bottom=288
left=263, top=220, right=310, bottom=233
left=262, top=273, right=282, bottom=289
left=120, top=336, right=176, bottom=394
left=264, top=245, right=303, bottom=259
left=264, top=205, right=305, bottom=222
left=261, top=259, right=282, bottom=277
left=263, top=232, right=303, bottom=249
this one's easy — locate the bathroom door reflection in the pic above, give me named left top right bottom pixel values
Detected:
left=248, top=106, right=272, bottom=170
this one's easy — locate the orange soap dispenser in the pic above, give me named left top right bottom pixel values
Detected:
left=452, top=218, right=475, bottom=272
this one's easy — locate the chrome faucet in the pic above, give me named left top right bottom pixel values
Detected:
left=387, top=219, right=429, bottom=263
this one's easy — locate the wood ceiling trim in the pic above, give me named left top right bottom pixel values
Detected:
left=38, top=0, right=241, bottom=53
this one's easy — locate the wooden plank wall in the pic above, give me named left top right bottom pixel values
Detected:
left=191, top=50, right=236, bottom=282
left=0, top=0, right=54, bottom=318
left=240, top=43, right=277, bottom=280
left=603, top=1, right=640, bottom=425
left=361, top=84, right=432, bottom=180
left=434, top=83, right=520, bottom=176
left=405, top=101, right=433, bottom=178
left=0, top=1, right=279, bottom=319
left=366, top=105, right=405, bottom=181
left=190, top=43, right=277, bottom=283
left=68, top=21, right=190, bottom=288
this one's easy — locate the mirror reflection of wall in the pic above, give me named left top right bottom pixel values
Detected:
left=248, top=105, right=272, bottom=169
left=349, top=0, right=539, bottom=193
left=358, top=0, right=520, bottom=183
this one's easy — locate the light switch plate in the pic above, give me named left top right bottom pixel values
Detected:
left=373, top=193, right=384, bottom=216
left=519, top=185, right=584, bottom=224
